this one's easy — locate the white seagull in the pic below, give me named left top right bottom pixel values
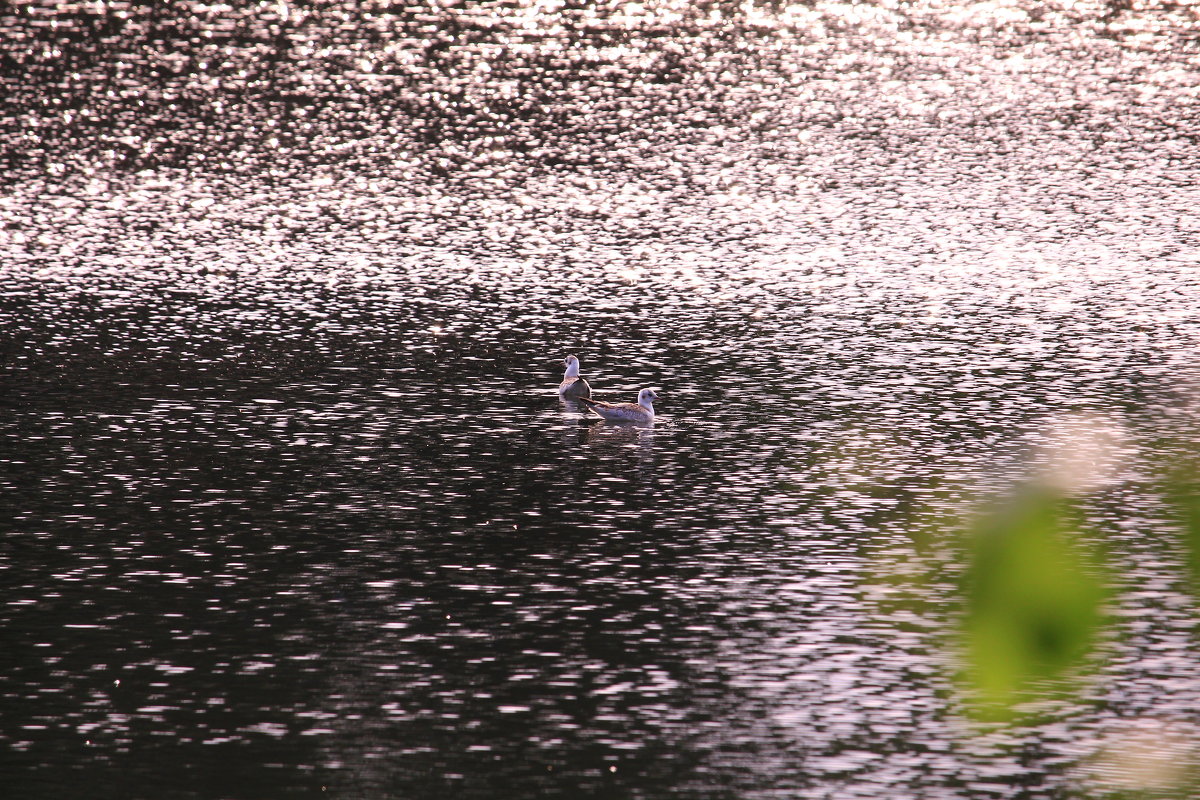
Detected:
left=578, top=388, right=659, bottom=423
left=558, top=354, right=592, bottom=399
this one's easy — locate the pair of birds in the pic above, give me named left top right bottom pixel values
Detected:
left=558, top=355, right=659, bottom=423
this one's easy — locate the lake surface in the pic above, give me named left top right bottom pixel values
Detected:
left=3, top=1, right=1200, bottom=797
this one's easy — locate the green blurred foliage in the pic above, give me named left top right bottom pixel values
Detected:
left=956, top=485, right=1108, bottom=721
left=864, top=439, right=1200, bottom=795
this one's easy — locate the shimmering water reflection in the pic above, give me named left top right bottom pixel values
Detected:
left=4, top=0, right=1200, bottom=797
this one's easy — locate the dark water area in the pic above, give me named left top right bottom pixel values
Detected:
left=4, top=1, right=1200, bottom=798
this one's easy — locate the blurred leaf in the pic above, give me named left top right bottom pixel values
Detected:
left=958, top=485, right=1107, bottom=721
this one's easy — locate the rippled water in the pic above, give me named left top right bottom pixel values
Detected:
left=4, top=1, right=1200, bottom=797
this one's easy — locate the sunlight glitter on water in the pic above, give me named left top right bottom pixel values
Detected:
left=4, top=0, right=1200, bottom=797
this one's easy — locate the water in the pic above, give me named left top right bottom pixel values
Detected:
left=4, top=1, right=1200, bottom=797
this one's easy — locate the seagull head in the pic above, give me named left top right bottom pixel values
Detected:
left=638, top=388, right=659, bottom=408
left=563, top=355, right=581, bottom=377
